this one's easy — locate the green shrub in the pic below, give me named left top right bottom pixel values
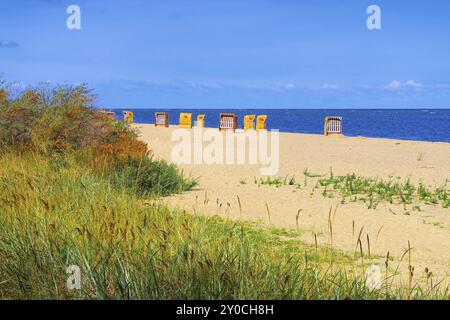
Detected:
left=109, top=155, right=197, bottom=197
left=0, top=82, right=194, bottom=197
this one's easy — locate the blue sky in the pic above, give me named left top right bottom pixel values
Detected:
left=1, top=0, right=450, bottom=108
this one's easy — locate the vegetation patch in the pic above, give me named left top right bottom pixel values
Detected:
left=253, top=169, right=449, bottom=210
left=0, top=154, right=447, bottom=299
left=0, top=83, right=196, bottom=197
left=315, top=173, right=449, bottom=209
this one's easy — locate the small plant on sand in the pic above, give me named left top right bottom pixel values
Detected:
left=315, top=173, right=449, bottom=210
left=255, top=170, right=448, bottom=209
left=259, top=175, right=296, bottom=188
left=258, top=175, right=303, bottom=189
left=303, top=168, right=323, bottom=186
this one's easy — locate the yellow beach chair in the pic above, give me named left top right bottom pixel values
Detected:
left=122, top=111, right=134, bottom=124
left=179, top=113, right=193, bottom=128
left=256, top=115, right=267, bottom=131
left=155, top=112, right=169, bottom=127
left=324, top=116, right=343, bottom=136
left=243, top=114, right=256, bottom=130
left=196, top=114, right=205, bottom=128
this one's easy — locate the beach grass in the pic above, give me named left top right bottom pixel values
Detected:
left=315, top=174, right=449, bottom=209
left=256, top=172, right=449, bottom=209
left=0, top=152, right=449, bottom=300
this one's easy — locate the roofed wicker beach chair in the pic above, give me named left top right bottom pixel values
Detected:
left=196, top=114, right=205, bottom=128
left=179, top=112, right=192, bottom=128
left=324, top=116, right=343, bottom=136
left=243, top=114, right=256, bottom=130
left=219, top=113, right=238, bottom=132
left=155, top=112, right=169, bottom=127
left=122, top=111, right=134, bottom=124
left=256, top=115, right=267, bottom=131
left=105, top=111, right=116, bottom=119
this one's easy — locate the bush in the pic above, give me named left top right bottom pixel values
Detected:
left=0, top=89, right=44, bottom=149
left=109, top=155, right=197, bottom=197
left=0, top=82, right=195, bottom=197
left=0, top=88, right=9, bottom=106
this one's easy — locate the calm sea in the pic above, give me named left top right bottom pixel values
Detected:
left=109, top=109, right=450, bottom=143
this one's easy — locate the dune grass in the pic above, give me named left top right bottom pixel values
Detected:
left=255, top=171, right=449, bottom=210
left=0, top=152, right=448, bottom=300
left=315, top=174, right=449, bottom=209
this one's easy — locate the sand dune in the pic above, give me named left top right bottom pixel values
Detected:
left=136, top=124, right=450, bottom=279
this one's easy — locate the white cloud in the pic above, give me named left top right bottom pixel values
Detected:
left=387, top=80, right=401, bottom=90
left=322, top=83, right=340, bottom=90
left=269, top=82, right=297, bottom=91
left=405, top=80, right=423, bottom=89
left=386, top=80, right=423, bottom=90
left=188, top=81, right=223, bottom=89
left=284, top=83, right=296, bottom=90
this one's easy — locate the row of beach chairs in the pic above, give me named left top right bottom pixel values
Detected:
left=115, top=111, right=342, bottom=135
left=124, top=111, right=269, bottom=132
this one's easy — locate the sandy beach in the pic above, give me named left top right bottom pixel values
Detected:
left=136, top=124, right=450, bottom=279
